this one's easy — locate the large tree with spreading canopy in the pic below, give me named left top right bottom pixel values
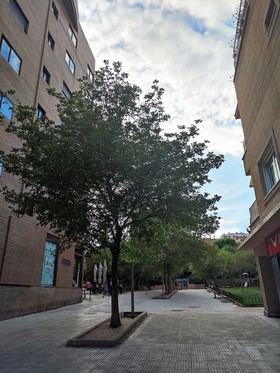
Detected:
left=1, top=61, right=223, bottom=327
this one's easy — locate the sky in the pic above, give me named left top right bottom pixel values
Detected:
left=78, top=0, right=255, bottom=237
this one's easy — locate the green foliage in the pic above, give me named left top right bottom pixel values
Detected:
left=84, top=247, right=111, bottom=280
left=2, top=61, right=223, bottom=252
left=192, top=240, right=257, bottom=282
left=1, top=60, right=224, bottom=326
left=120, top=218, right=207, bottom=292
left=233, top=250, right=257, bottom=277
left=215, top=238, right=237, bottom=252
left=189, top=275, right=204, bottom=284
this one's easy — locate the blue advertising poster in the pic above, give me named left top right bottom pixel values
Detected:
left=41, top=240, right=57, bottom=286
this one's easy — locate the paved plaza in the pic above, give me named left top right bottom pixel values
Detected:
left=1, top=290, right=280, bottom=372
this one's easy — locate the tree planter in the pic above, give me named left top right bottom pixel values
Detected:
left=152, top=290, right=177, bottom=299
left=66, top=311, right=147, bottom=348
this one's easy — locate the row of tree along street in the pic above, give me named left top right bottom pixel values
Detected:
left=85, top=237, right=258, bottom=298
left=1, top=61, right=224, bottom=327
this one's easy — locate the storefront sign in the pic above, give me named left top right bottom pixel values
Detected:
left=265, top=228, right=280, bottom=257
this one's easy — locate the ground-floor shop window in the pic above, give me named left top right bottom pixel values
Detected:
left=41, top=239, right=57, bottom=286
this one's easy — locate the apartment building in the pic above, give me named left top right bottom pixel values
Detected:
left=0, top=0, right=95, bottom=319
left=234, top=0, right=280, bottom=317
left=221, top=232, right=248, bottom=242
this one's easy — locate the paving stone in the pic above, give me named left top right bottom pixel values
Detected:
left=1, top=290, right=280, bottom=372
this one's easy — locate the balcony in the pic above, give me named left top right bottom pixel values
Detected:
left=249, top=200, right=259, bottom=226
left=242, top=147, right=251, bottom=176
left=233, top=0, right=249, bottom=67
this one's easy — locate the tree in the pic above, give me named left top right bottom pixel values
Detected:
left=215, top=238, right=237, bottom=252
left=193, top=245, right=224, bottom=282
left=233, top=251, right=257, bottom=278
left=1, top=61, right=223, bottom=327
left=142, top=219, right=206, bottom=294
left=192, top=240, right=257, bottom=285
left=121, top=231, right=156, bottom=317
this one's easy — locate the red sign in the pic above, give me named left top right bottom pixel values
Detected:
left=265, top=228, right=280, bottom=257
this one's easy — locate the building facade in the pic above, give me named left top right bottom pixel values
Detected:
left=234, top=0, right=280, bottom=317
left=0, top=0, right=95, bottom=319
left=221, top=232, right=248, bottom=242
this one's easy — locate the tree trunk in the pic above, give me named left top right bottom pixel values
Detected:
left=166, top=263, right=171, bottom=294
left=164, top=262, right=168, bottom=295
left=131, top=262, right=135, bottom=318
left=162, top=265, right=165, bottom=295
left=110, top=243, right=121, bottom=328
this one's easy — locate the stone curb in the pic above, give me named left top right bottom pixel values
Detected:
left=152, top=290, right=178, bottom=299
left=66, top=311, right=148, bottom=348
left=222, top=294, right=263, bottom=308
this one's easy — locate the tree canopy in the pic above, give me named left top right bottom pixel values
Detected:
left=1, top=61, right=224, bottom=327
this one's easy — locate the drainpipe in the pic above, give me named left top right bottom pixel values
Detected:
left=0, top=215, right=12, bottom=281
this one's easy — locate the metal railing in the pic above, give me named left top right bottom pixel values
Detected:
left=249, top=200, right=259, bottom=225
left=233, top=0, right=249, bottom=66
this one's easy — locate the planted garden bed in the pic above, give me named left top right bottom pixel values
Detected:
left=152, top=290, right=177, bottom=299
left=222, top=287, right=263, bottom=306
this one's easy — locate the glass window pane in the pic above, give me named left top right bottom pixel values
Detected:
left=70, top=60, right=75, bottom=74
left=62, top=82, right=71, bottom=99
left=9, top=49, right=21, bottom=74
left=47, top=32, right=55, bottom=50
left=0, top=38, right=10, bottom=61
left=37, top=104, right=46, bottom=119
left=0, top=160, right=4, bottom=176
left=41, top=240, right=57, bottom=286
left=272, top=155, right=280, bottom=180
left=263, top=152, right=280, bottom=193
left=51, top=2, right=59, bottom=19
left=73, top=34, right=77, bottom=47
left=0, top=96, right=14, bottom=121
left=10, top=0, right=29, bottom=33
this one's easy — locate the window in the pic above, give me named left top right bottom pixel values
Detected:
left=0, top=94, right=14, bottom=121
left=62, top=82, right=71, bottom=99
left=262, top=149, right=280, bottom=194
left=87, top=65, right=93, bottom=81
left=265, top=0, right=277, bottom=33
left=0, top=36, right=22, bottom=74
left=47, top=32, right=55, bottom=50
left=41, top=239, right=57, bottom=286
left=42, top=66, right=50, bottom=84
left=51, top=1, right=59, bottom=19
left=9, top=0, right=29, bottom=33
left=68, top=25, right=77, bottom=47
left=65, top=51, right=75, bottom=74
left=37, top=104, right=46, bottom=119
left=0, top=159, right=4, bottom=176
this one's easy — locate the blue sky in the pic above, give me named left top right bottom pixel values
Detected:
left=78, top=0, right=254, bottom=237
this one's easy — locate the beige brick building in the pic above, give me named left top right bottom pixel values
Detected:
left=0, top=0, right=95, bottom=319
left=234, top=0, right=280, bottom=317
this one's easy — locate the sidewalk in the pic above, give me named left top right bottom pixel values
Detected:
left=1, top=290, right=280, bottom=372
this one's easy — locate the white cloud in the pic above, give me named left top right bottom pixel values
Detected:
left=78, top=0, right=254, bottom=236
left=79, top=0, right=242, bottom=156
